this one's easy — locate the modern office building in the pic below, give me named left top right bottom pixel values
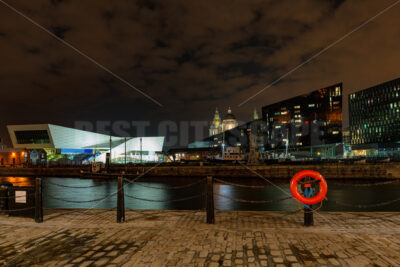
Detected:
left=349, top=77, right=400, bottom=158
left=7, top=124, right=165, bottom=164
left=261, top=83, right=343, bottom=158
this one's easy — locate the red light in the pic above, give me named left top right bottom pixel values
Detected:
left=305, top=121, right=309, bottom=124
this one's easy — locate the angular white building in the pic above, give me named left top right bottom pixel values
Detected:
left=7, top=124, right=165, bottom=163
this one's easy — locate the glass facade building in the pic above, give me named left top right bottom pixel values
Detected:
left=261, top=83, right=343, bottom=158
left=349, top=77, right=400, bottom=157
left=7, top=124, right=165, bottom=163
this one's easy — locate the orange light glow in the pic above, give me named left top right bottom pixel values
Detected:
left=21, top=152, right=25, bottom=156
left=11, top=152, right=16, bottom=157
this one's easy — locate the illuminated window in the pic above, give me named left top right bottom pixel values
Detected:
left=308, top=104, right=315, bottom=107
left=296, top=142, right=302, bottom=146
left=294, top=105, right=300, bottom=109
left=296, top=133, right=302, bottom=136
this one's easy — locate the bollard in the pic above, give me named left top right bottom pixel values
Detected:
left=304, top=205, right=314, bottom=226
left=206, top=176, right=215, bottom=224
left=35, top=177, right=43, bottom=223
left=117, top=176, right=125, bottom=223
left=303, top=185, right=314, bottom=226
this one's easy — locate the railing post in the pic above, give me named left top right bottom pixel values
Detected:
left=35, top=177, right=43, bottom=223
left=304, top=205, right=313, bottom=226
left=117, top=176, right=125, bottom=223
left=206, top=176, right=215, bottom=224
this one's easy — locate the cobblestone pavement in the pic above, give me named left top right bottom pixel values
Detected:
left=0, top=209, right=399, bottom=266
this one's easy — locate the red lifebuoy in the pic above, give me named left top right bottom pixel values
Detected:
left=290, top=170, right=327, bottom=205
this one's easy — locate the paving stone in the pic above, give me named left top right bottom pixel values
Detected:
left=0, top=210, right=399, bottom=267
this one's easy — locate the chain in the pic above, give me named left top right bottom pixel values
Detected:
left=46, top=192, right=117, bottom=203
left=214, top=178, right=266, bottom=188
left=214, top=193, right=292, bottom=204
left=330, top=179, right=400, bottom=187
left=123, top=178, right=206, bottom=190
left=0, top=206, right=35, bottom=212
left=45, top=180, right=108, bottom=189
left=331, top=197, right=400, bottom=208
left=124, top=192, right=205, bottom=202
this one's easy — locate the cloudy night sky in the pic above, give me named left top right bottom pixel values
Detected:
left=1, top=0, right=400, bottom=146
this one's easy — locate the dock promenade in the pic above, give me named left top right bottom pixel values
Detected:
left=1, top=210, right=399, bottom=266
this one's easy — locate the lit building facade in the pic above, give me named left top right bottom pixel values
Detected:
left=221, top=107, right=239, bottom=132
left=209, top=107, right=239, bottom=137
left=201, top=109, right=266, bottom=155
left=0, top=149, right=47, bottom=167
left=209, top=108, right=222, bottom=136
left=7, top=124, right=165, bottom=164
left=261, top=83, right=343, bottom=158
left=349, top=77, right=400, bottom=158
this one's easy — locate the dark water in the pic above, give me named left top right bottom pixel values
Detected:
left=1, top=177, right=399, bottom=212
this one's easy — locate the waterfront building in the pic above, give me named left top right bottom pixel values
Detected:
left=200, top=109, right=266, bottom=158
left=261, top=83, right=343, bottom=159
left=209, top=107, right=239, bottom=137
left=0, top=148, right=47, bottom=167
left=166, top=147, right=220, bottom=162
left=349, top=77, right=400, bottom=158
left=7, top=124, right=165, bottom=164
left=221, top=107, right=239, bottom=132
left=209, top=108, right=222, bottom=136
left=342, top=129, right=352, bottom=158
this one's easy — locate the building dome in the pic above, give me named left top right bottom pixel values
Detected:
left=224, top=113, right=236, bottom=120
left=222, top=107, right=238, bottom=131
left=223, top=107, right=236, bottom=120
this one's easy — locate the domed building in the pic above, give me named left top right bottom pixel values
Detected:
left=222, top=107, right=239, bottom=132
left=209, top=107, right=240, bottom=137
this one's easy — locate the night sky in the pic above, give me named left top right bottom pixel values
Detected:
left=1, top=0, right=400, bottom=146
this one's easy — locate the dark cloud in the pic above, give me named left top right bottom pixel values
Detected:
left=0, top=0, right=400, bottom=146
left=51, top=26, right=71, bottom=39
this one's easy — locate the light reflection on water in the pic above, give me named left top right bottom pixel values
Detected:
left=0, top=177, right=399, bottom=211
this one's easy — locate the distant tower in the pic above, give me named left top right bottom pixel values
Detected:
left=253, top=108, right=259, bottom=120
left=209, top=108, right=222, bottom=136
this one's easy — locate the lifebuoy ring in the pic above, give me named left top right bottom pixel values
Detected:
left=290, top=170, right=327, bottom=205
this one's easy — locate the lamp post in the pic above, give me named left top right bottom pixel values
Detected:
left=124, top=137, right=127, bottom=172
left=140, top=137, right=143, bottom=163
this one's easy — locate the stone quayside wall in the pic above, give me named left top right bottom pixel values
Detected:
left=0, top=163, right=399, bottom=179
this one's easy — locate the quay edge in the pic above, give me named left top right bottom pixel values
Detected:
left=0, top=163, right=400, bottom=179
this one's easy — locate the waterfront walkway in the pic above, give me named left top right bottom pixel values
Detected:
left=0, top=210, right=399, bottom=266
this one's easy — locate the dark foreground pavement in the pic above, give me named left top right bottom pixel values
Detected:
left=0, top=210, right=399, bottom=266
